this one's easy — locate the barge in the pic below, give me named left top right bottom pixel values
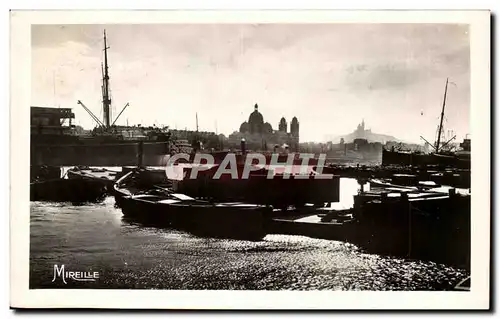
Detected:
left=113, top=168, right=270, bottom=241
left=173, top=161, right=340, bottom=210
left=30, top=178, right=107, bottom=203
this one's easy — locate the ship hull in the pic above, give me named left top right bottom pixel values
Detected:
left=175, top=164, right=340, bottom=208
left=117, top=193, right=269, bottom=241
left=30, top=178, right=107, bottom=203
left=382, top=149, right=470, bottom=169
left=31, top=139, right=170, bottom=166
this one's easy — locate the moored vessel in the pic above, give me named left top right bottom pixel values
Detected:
left=30, top=178, right=107, bottom=203
left=113, top=168, right=271, bottom=241
left=382, top=78, right=471, bottom=170
left=66, top=166, right=118, bottom=191
left=31, top=30, right=172, bottom=167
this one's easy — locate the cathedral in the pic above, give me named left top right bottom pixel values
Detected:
left=354, top=119, right=372, bottom=140
left=228, top=104, right=299, bottom=151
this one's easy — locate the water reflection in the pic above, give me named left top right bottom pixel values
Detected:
left=30, top=176, right=468, bottom=290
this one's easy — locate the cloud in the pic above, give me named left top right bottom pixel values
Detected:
left=344, top=63, right=422, bottom=91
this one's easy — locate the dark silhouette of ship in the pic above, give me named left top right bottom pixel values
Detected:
left=31, top=30, right=171, bottom=166
left=382, top=78, right=471, bottom=169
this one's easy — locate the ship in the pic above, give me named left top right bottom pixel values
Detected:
left=382, top=78, right=471, bottom=169
left=31, top=30, right=172, bottom=167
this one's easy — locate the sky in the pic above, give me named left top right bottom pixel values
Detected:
left=31, top=24, right=470, bottom=143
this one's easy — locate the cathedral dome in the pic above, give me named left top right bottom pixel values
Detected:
left=239, top=121, right=249, bottom=133
left=248, top=103, right=264, bottom=134
left=248, top=104, right=264, bottom=126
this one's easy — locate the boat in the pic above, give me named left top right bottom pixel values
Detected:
left=66, top=166, right=118, bottom=191
left=113, top=168, right=271, bottom=241
left=112, top=167, right=170, bottom=208
left=314, top=162, right=470, bottom=189
left=267, top=211, right=353, bottom=241
left=368, top=177, right=443, bottom=191
left=382, top=148, right=470, bottom=169
left=30, top=178, right=107, bottom=203
left=428, top=171, right=471, bottom=189
left=348, top=186, right=471, bottom=268
left=174, top=161, right=340, bottom=210
left=31, top=165, right=62, bottom=182
left=382, top=78, right=471, bottom=170
left=369, top=178, right=420, bottom=190
left=31, top=30, right=172, bottom=168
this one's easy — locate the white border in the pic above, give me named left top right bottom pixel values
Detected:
left=10, top=10, right=491, bottom=309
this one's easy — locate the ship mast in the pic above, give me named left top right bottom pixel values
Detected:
left=435, top=78, right=448, bottom=153
left=102, top=30, right=111, bottom=128
left=77, top=30, right=130, bottom=129
left=193, top=112, right=200, bottom=151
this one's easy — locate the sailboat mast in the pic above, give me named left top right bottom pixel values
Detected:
left=435, top=78, right=448, bottom=153
left=101, top=63, right=105, bottom=105
left=102, top=30, right=111, bottom=128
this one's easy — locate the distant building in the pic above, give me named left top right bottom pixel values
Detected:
left=229, top=103, right=299, bottom=151
left=300, top=137, right=383, bottom=163
left=168, top=129, right=221, bottom=151
left=31, top=106, right=75, bottom=135
left=290, top=117, right=299, bottom=139
left=354, top=119, right=371, bottom=139
left=278, top=117, right=287, bottom=132
left=459, top=138, right=471, bottom=152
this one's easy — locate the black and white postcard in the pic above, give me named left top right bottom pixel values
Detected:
left=10, top=10, right=490, bottom=309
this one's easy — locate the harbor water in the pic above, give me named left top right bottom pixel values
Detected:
left=30, top=178, right=468, bottom=290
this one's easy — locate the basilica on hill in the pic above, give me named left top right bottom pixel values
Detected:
left=228, top=104, right=299, bottom=151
